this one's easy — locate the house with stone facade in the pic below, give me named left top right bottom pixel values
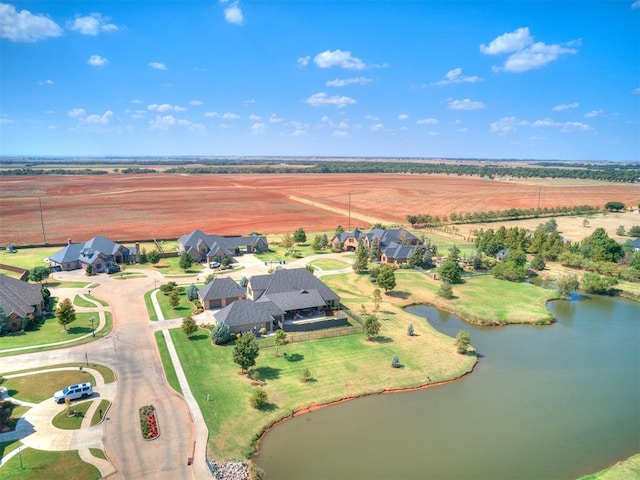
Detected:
left=178, top=229, right=268, bottom=264
left=0, top=275, right=44, bottom=332
left=48, top=236, right=137, bottom=273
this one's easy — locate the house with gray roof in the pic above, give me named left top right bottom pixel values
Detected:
left=331, top=228, right=366, bottom=251
left=357, top=228, right=422, bottom=265
left=0, top=275, right=44, bottom=332
left=198, top=277, right=245, bottom=309
left=178, top=229, right=268, bottom=263
left=48, top=236, right=136, bottom=273
left=213, top=299, right=276, bottom=335
left=632, top=238, right=640, bottom=251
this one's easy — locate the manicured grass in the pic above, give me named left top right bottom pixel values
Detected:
left=0, top=247, right=60, bottom=270
left=89, top=448, right=107, bottom=460
left=90, top=400, right=111, bottom=426
left=0, top=440, right=21, bottom=459
left=154, top=288, right=196, bottom=320
left=144, top=290, right=159, bottom=321
left=3, top=370, right=97, bottom=403
left=0, top=448, right=101, bottom=480
left=52, top=400, right=92, bottom=429
left=87, top=294, right=108, bottom=307
left=578, top=453, right=640, bottom=480
left=309, top=259, right=349, bottom=271
left=146, top=256, right=203, bottom=275
left=154, top=331, right=183, bottom=395
left=73, top=295, right=95, bottom=308
left=0, top=312, right=112, bottom=355
left=2, top=363, right=115, bottom=383
left=171, top=270, right=478, bottom=461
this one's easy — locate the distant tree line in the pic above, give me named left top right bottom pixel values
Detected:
left=2, top=160, right=639, bottom=182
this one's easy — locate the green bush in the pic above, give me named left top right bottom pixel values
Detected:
left=391, top=355, right=401, bottom=368
left=211, top=323, right=232, bottom=345
left=250, top=387, right=268, bottom=409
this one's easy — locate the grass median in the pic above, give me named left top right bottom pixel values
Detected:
left=0, top=448, right=100, bottom=480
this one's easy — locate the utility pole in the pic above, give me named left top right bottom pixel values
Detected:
left=39, top=197, right=47, bottom=244
left=348, top=193, right=351, bottom=230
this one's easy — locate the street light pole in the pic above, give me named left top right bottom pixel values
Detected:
left=90, top=316, right=95, bottom=337
left=85, top=351, right=88, bottom=366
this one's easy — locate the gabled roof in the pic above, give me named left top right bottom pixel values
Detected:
left=333, top=229, right=365, bottom=244
left=632, top=238, right=640, bottom=249
left=49, top=236, right=130, bottom=266
left=261, top=289, right=326, bottom=312
left=383, top=242, right=417, bottom=260
left=367, top=228, right=418, bottom=247
left=199, top=277, right=245, bottom=301
left=179, top=230, right=267, bottom=258
left=250, top=268, right=339, bottom=303
left=49, top=243, right=84, bottom=264
left=83, top=236, right=121, bottom=255
left=0, top=275, right=43, bottom=318
left=214, top=299, right=274, bottom=327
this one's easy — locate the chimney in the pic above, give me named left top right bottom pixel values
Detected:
left=67, top=238, right=72, bottom=245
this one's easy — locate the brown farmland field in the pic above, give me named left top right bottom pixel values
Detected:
left=0, top=173, right=638, bottom=245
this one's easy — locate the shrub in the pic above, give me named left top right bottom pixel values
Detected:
left=250, top=387, right=268, bottom=409
left=391, top=355, right=401, bottom=368
left=22, top=317, right=36, bottom=331
left=211, top=322, right=232, bottom=345
left=530, top=254, right=546, bottom=271
left=407, top=324, right=414, bottom=336
left=438, top=282, right=454, bottom=299
left=302, top=367, right=312, bottom=382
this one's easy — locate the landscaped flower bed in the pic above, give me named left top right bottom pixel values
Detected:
left=139, top=404, right=159, bottom=440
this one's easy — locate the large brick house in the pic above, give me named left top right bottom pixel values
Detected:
left=333, top=227, right=422, bottom=265
left=178, top=229, right=268, bottom=263
left=0, top=275, right=44, bottom=332
left=48, top=236, right=137, bottom=273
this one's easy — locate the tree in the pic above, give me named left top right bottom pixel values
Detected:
left=391, top=355, right=401, bottom=368
left=320, top=233, right=329, bottom=249
left=530, top=254, right=546, bottom=271
left=492, top=261, right=527, bottom=282
left=29, top=266, right=50, bottom=283
left=581, top=273, right=618, bottom=295
left=439, top=258, right=463, bottom=284
left=335, top=225, right=344, bottom=235
left=233, top=333, right=260, bottom=373
left=352, top=243, right=369, bottom=274
left=616, top=225, right=626, bottom=236
left=186, top=284, right=199, bottom=301
left=437, top=282, right=454, bottom=299
left=372, top=288, right=382, bottom=312
left=363, top=313, right=381, bottom=340
left=139, top=247, right=148, bottom=264
left=604, top=201, right=625, bottom=212
left=57, top=298, right=76, bottom=332
left=211, top=322, right=232, bottom=345
left=0, top=306, right=8, bottom=336
left=274, top=329, right=288, bottom=357
left=281, top=232, right=294, bottom=248
left=455, top=330, right=471, bottom=354
left=407, top=245, right=426, bottom=268
left=85, top=264, right=93, bottom=276
left=368, top=238, right=381, bottom=262
left=302, top=367, right=312, bottom=382
left=556, top=274, right=579, bottom=298
left=376, top=264, right=396, bottom=292
left=250, top=387, right=268, bottom=409
left=312, top=234, right=322, bottom=251
left=221, top=257, right=231, bottom=268
left=204, top=273, right=216, bottom=284
left=629, top=226, right=640, bottom=238
left=293, top=227, right=307, bottom=244
left=179, top=252, right=193, bottom=271
left=169, top=289, right=180, bottom=308
left=582, top=218, right=590, bottom=228
left=148, top=250, right=161, bottom=265
left=181, top=315, right=198, bottom=338
left=407, top=324, right=414, bottom=336
left=406, top=214, right=418, bottom=227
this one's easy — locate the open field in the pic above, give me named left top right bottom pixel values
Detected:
left=1, top=173, right=637, bottom=246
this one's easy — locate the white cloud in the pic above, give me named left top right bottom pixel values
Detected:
left=480, top=27, right=533, bottom=55
left=552, top=102, right=579, bottom=112
left=561, top=121, right=593, bottom=132
left=429, top=131, right=440, bottom=136
left=370, top=123, right=384, bottom=132
left=269, top=114, right=283, bottom=123
left=223, top=1, right=243, bottom=25
left=248, top=114, right=262, bottom=121
left=38, top=79, right=54, bottom=86
left=189, top=100, right=203, bottom=106
left=490, top=116, right=520, bottom=134
left=584, top=109, right=604, bottom=118
left=297, top=56, right=310, bottom=67
left=457, top=127, right=469, bottom=133
left=633, top=0, right=640, bottom=8
left=417, top=118, right=439, bottom=125
left=68, top=108, right=86, bottom=118
left=221, top=112, right=240, bottom=120
left=433, top=68, right=482, bottom=86
left=314, top=50, right=366, bottom=70
left=204, top=111, right=218, bottom=118
left=447, top=98, right=485, bottom=110
left=0, top=3, right=62, bottom=42
left=67, top=13, right=118, bottom=35
left=495, top=116, right=594, bottom=133
left=82, top=110, right=113, bottom=125
left=332, top=130, right=349, bottom=138
left=482, top=27, right=578, bottom=73
left=364, top=115, right=379, bottom=121
left=398, top=114, right=409, bottom=121
left=291, top=129, right=307, bottom=136
left=326, top=77, right=372, bottom=87
left=149, top=62, right=168, bottom=70
left=251, top=122, right=266, bottom=134
left=305, top=92, right=356, bottom=107
left=87, top=55, right=108, bottom=67
left=148, top=103, right=174, bottom=112
left=149, top=115, right=204, bottom=131
left=633, top=88, right=640, bottom=95
left=174, top=105, right=187, bottom=112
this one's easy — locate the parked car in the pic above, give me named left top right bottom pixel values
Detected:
left=209, top=262, right=221, bottom=269
left=107, top=265, right=121, bottom=274
left=53, top=382, right=93, bottom=403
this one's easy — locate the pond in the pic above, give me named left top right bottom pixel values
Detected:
left=256, top=294, right=639, bottom=479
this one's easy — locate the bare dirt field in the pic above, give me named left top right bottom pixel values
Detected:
left=1, top=173, right=638, bottom=245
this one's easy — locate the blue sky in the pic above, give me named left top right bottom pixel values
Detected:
left=1, top=1, right=638, bottom=160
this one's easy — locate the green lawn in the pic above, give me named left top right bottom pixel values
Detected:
left=154, top=331, right=183, bottom=395
left=154, top=288, right=197, bottom=320
left=0, top=448, right=100, bottom=479
left=144, top=290, right=159, bottom=321
left=0, top=247, right=60, bottom=270
left=1, top=363, right=115, bottom=383
left=52, top=400, right=93, bottom=429
left=309, top=259, right=349, bottom=271
left=91, top=400, right=111, bottom=426
left=73, top=295, right=95, bottom=308
left=0, top=312, right=112, bottom=355
left=3, top=370, right=97, bottom=403
left=0, top=440, right=21, bottom=459
left=578, top=453, right=640, bottom=480
left=171, top=270, right=478, bottom=461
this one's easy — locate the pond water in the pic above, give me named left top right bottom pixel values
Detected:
left=256, top=294, right=639, bottom=479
